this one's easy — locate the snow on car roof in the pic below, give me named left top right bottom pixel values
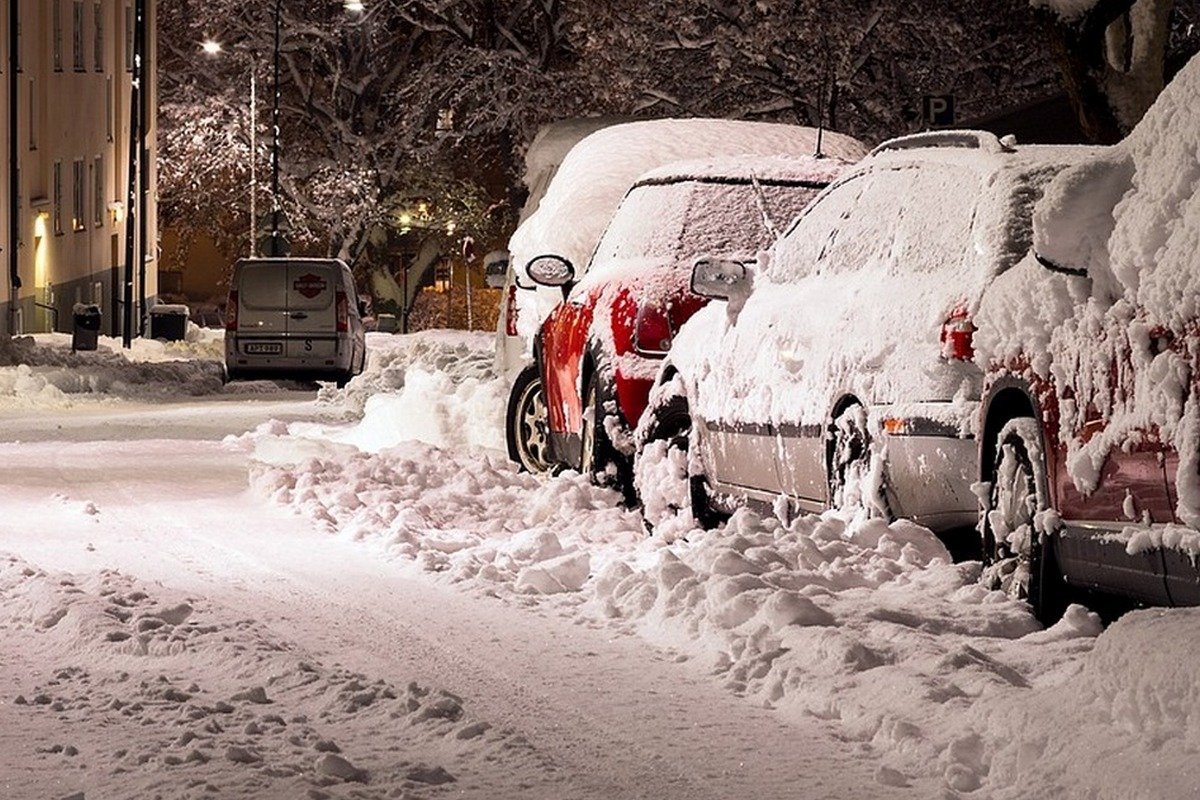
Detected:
left=633, top=154, right=854, bottom=187
left=508, top=119, right=868, bottom=277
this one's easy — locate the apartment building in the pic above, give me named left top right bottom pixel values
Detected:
left=0, top=0, right=157, bottom=336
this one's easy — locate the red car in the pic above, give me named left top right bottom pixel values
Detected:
left=504, top=156, right=852, bottom=496
left=974, top=58, right=1200, bottom=622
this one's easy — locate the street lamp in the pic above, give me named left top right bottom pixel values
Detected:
left=202, top=39, right=258, bottom=258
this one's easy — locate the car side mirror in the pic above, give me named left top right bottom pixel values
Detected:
left=691, top=258, right=750, bottom=300
left=525, top=254, right=576, bottom=288
left=693, top=257, right=755, bottom=320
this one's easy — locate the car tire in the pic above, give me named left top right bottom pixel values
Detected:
left=981, top=417, right=1069, bottom=624
left=827, top=403, right=889, bottom=517
left=635, top=378, right=725, bottom=537
left=580, top=370, right=635, bottom=503
left=506, top=364, right=554, bottom=474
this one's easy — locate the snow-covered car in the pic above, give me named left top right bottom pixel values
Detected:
left=506, top=154, right=858, bottom=494
left=636, top=131, right=1097, bottom=540
left=973, top=53, right=1200, bottom=622
left=498, top=118, right=868, bottom=382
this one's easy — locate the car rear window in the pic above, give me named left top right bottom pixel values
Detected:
left=589, top=178, right=825, bottom=276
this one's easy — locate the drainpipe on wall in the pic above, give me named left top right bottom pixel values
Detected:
left=121, top=0, right=145, bottom=347
left=137, top=0, right=149, bottom=331
left=8, top=0, right=20, bottom=334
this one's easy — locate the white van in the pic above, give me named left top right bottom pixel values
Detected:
left=224, top=257, right=366, bottom=385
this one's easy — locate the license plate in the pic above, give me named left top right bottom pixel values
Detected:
left=244, top=342, right=283, bottom=355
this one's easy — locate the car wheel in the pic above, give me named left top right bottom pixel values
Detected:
left=634, top=378, right=725, bottom=537
left=580, top=371, right=634, bottom=502
left=506, top=364, right=554, bottom=474
left=982, top=417, right=1068, bottom=624
left=828, top=403, right=888, bottom=516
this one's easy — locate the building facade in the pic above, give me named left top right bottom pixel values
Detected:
left=0, top=0, right=157, bottom=336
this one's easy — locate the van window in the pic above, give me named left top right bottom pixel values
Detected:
left=287, top=263, right=337, bottom=311
left=239, top=264, right=288, bottom=310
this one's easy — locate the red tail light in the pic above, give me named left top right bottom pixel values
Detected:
left=336, top=291, right=349, bottom=332
left=225, top=290, right=238, bottom=331
left=634, top=303, right=673, bottom=356
left=505, top=284, right=519, bottom=337
left=940, top=308, right=975, bottom=361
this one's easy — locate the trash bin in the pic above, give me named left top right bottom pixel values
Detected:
left=149, top=303, right=189, bottom=342
left=72, top=303, right=101, bottom=352
left=376, top=313, right=397, bottom=333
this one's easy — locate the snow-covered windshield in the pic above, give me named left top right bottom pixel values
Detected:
left=589, top=179, right=823, bottom=275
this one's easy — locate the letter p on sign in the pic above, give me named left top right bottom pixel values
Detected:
left=923, top=95, right=955, bottom=127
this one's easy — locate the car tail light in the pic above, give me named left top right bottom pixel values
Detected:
left=940, top=308, right=975, bottom=361
left=634, top=302, right=673, bottom=356
left=505, top=284, right=519, bottom=337
left=336, top=291, right=349, bottom=332
left=225, top=291, right=238, bottom=331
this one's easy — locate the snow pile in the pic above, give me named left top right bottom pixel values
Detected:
left=509, top=119, right=868, bottom=345
left=248, top=439, right=644, bottom=593
left=0, top=552, right=528, bottom=798
left=0, top=332, right=228, bottom=405
left=311, top=330, right=505, bottom=452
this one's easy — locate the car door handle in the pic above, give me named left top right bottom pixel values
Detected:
left=290, top=312, right=308, bottom=320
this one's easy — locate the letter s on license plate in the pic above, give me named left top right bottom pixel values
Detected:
left=244, top=342, right=283, bottom=355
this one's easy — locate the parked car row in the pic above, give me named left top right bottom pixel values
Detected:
left=503, top=56, right=1200, bottom=623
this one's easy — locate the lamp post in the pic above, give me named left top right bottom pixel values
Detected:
left=202, top=40, right=257, bottom=257
left=268, top=0, right=283, bottom=257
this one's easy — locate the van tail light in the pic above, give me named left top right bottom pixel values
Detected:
left=940, top=308, right=976, bottom=361
left=634, top=302, right=674, bottom=357
left=225, top=291, right=238, bottom=331
left=505, top=284, right=519, bottom=337
left=336, top=291, right=349, bottom=332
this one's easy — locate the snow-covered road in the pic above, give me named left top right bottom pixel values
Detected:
left=0, top=390, right=922, bottom=799
left=4, top=330, right=1200, bottom=800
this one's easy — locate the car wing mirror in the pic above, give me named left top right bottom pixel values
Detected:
left=525, top=254, right=577, bottom=299
left=691, top=257, right=751, bottom=300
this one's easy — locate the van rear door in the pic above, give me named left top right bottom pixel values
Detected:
left=285, top=262, right=339, bottom=359
left=238, top=261, right=288, bottom=334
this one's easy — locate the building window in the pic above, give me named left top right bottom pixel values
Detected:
left=73, top=159, right=86, bottom=231
left=124, top=5, right=133, bottom=72
left=54, top=162, right=64, bottom=235
left=94, top=155, right=104, bottom=227
left=94, top=2, right=103, bottom=72
left=73, top=1, right=85, bottom=71
left=54, top=1, right=63, bottom=72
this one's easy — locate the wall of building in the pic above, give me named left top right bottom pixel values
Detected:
left=0, top=0, right=157, bottom=337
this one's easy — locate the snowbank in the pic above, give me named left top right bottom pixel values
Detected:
left=311, top=330, right=505, bottom=453
left=0, top=330, right=229, bottom=406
